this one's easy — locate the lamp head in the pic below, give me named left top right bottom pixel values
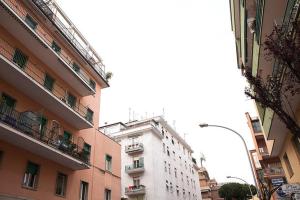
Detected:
left=226, top=176, right=232, bottom=178
left=199, top=123, right=208, bottom=128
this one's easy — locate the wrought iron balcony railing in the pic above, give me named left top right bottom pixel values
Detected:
left=1, top=0, right=103, bottom=88
left=263, top=166, right=285, bottom=177
left=0, top=37, right=93, bottom=124
left=31, top=0, right=106, bottom=81
left=0, top=103, right=90, bottom=164
left=125, top=162, right=144, bottom=172
left=125, top=185, right=146, bottom=195
left=125, top=143, right=144, bottom=154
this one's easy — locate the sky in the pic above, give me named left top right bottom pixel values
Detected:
left=57, top=0, right=258, bottom=185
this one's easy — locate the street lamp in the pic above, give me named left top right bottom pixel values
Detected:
left=198, top=123, right=258, bottom=190
left=227, top=175, right=254, bottom=198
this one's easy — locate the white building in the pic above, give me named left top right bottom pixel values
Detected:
left=100, top=116, right=202, bottom=200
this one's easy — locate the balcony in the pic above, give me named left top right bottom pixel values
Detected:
left=125, top=143, right=144, bottom=154
left=0, top=37, right=93, bottom=129
left=125, top=161, right=144, bottom=174
left=263, top=166, right=285, bottom=178
left=0, top=0, right=106, bottom=96
left=0, top=104, right=90, bottom=170
left=125, top=185, right=146, bottom=196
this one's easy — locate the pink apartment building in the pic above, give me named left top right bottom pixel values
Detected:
left=0, top=0, right=120, bottom=199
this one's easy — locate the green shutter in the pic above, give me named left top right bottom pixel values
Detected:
left=1, top=94, right=16, bottom=108
left=13, top=49, right=28, bottom=69
left=106, top=155, right=112, bottom=162
left=84, top=143, right=91, bottom=154
left=44, top=74, right=54, bottom=91
left=72, top=63, right=80, bottom=72
left=85, top=108, right=93, bottom=123
left=39, top=116, right=47, bottom=136
left=67, top=93, right=76, bottom=108
left=25, top=15, right=38, bottom=30
left=51, top=41, right=61, bottom=53
left=89, top=79, right=96, bottom=90
left=63, top=131, right=71, bottom=141
left=26, top=162, right=39, bottom=175
left=139, top=157, right=144, bottom=167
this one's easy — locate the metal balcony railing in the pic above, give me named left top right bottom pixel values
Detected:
left=125, top=185, right=146, bottom=195
left=0, top=37, right=93, bottom=124
left=263, top=167, right=285, bottom=176
left=31, top=0, right=106, bottom=80
left=125, top=143, right=144, bottom=153
left=0, top=103, right=90, bottom=164
left=1, top=0, right=101, bottom=89
left=125, top=163, right=144, bottom=172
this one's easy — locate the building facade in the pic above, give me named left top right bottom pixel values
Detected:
left=100, top=116, right=202, bottom=200
left=230, top=0, right=300, bottom=185
left=0, top=0, right=120, bottom=199
left=198, top=167, right=223, bottom=200
left=247, top=113, right=286, bottom=200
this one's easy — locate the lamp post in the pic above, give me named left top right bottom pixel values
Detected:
left=227, top=175, right=254, bottom=198
left=199, top=123, right=258, bottom=190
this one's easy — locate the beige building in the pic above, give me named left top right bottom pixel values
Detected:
left=0, top=0, right=120, bottom=199
left=230, top=0, right=300, bottom=185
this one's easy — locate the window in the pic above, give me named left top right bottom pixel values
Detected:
left=164, top=161, right=167, bottom=172
left=13, top=49, right=28, bottom=69
left=67, top=93, right=76, bottom=108
left=171, top=138, right=174, bottom=145
left=167, top=146, right=170, bottom=156
left=72, top=63, right=80, bottom=72
left=174, top=168, right=177, bottom=177
left=85, top=108, right=93, bottom=123
left=166, top=180, right=169, bottom=191
left=1, top=93, right=16, bottom=109
left=181, top=172, right=183, bottom=182
left=170, top=182, right=173, bottom=193
left=283, top=153, right=294, bottom=177
left=133, top=177, right=140, bottom=187
left=51, top=41, right=61, bottom=53
left=168, top=163, right=171, bottom=174
left=83, top=143, right=91, bottom=162
left=55, top=172, right=67, bottom=197
left=25, top=14, right=37, bottom=30
left=252, top=120, right=262, bottom=133
left=133, top=157, right=144, bottom=168
left=105, top=155, right=112, bottom=172
left=179, top=156, right=182, bottom=165
left=163, top=143, right=165, bottom=153
left=80, top=181, right=88, bottom=200
left=89, top=79, right=96, bottom=90
left=63, top=131, right=72, bottom=142
left=104, top=189, right=111, bottom=200
left=176, top=186, right=179, bottom=196
left=44, top=74, right=54, bottom=91
left=23, top=161, right=40, bottom=189
left=39, top=116, right=47, bottom=137
left=173, top=151, right=175, bottom=158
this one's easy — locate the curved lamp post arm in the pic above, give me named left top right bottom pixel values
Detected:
left=227, top=176, right=254, bottom=197
left=199, top=123, right=258, bottom=191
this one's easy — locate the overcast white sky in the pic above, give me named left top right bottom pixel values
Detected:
left=57, top=0, right=258, bottom=184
